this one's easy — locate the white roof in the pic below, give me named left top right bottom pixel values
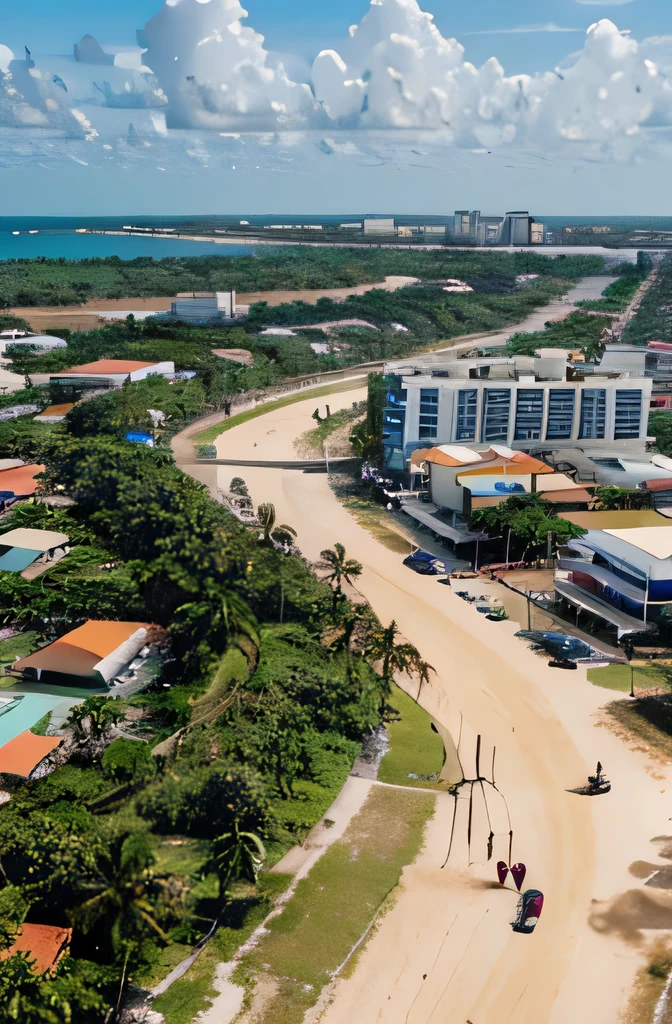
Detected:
left=604, top=527, right=672, bottom=561
left=0, top=528, right=69, bottom=551
left=436, top=445, right=483, bottom=463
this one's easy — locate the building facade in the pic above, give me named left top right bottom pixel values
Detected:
left=383, top=354, right=652, bottom=471
left=170, top=291, right=236, bottom=322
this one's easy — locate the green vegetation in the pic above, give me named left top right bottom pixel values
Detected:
left=378, top=684, right=445, bottom=789
left=471, top=494, right=587, bottom=560
left=295, top=402, right=365, bottom=458
left=587, top=663, right=671, bottom=692
left=625, top=253, right=672, bottom=345
left=237, top=785, right=435, bottom=1024
left=649, top=410, right=672, bottom=459
left=0, top=248, right=604, bottom=308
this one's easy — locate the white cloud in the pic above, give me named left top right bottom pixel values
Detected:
left=465, top=24, right=583, bottom=36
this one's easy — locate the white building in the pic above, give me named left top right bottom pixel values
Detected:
left=170, top=291, right=236, bottom=323
left=0, top=335, right=68, bottom=358
left=363, top=217, right=395, bottom=236
left=383, top=350, right=652, bottom=471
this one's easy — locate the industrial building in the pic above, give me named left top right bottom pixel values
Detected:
left=169, top=291, right=236, bottom=323
left=383, top=350, right=652, bottom=471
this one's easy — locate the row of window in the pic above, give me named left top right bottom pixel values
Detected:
left=417, top=387, right=642, bottom=442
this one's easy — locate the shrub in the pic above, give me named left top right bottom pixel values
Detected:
left=101, top=739, right=156, bottom=785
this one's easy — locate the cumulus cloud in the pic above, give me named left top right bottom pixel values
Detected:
left=141, top=0, right=316, bottom=129
left=0, top=47, right=97, bottom=137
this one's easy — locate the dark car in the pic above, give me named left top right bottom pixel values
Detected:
left=403, top=550, right=444, bottom=576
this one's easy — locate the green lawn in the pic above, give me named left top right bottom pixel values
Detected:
left=192, top=377, right=368, bottom=444
left=587, top=663, right=671, bottom=692
left=0, top=632, right=40, bottom=686
left=151, top=872, right=292, bottom=1024
left=378, top=684, right=446, bottom=789
left=237, top=785, right=435, bottom=1024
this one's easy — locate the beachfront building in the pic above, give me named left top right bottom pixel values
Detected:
left=383, top=351, right=652, bottom=472
left=10, top=620, right=151, bottom=688
left=169, top=291, right=236, bottom=323
left=412, top=444, right=593, bottom=519
left=554, top=510, right=672, bottom=637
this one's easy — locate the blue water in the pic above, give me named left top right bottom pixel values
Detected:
left=0, top=233, right=252, bottom=262
left=0, top=693, right=65, bottom=746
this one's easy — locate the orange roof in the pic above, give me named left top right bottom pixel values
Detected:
left=34, top=404, right=74, bottom=419
left=0, top=731, right=61, bottom=778
left=56, top=360, right=154, bottom=375
left=0, top=464, right=45, bottom=497
left=1, top=923, right=72, bottom=974
left=15, top=620, right=150, bottom=677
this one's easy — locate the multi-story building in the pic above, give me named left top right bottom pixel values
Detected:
left=170, top=291, right=236, bottom=323
left=383, top=350, right=652, bottom=471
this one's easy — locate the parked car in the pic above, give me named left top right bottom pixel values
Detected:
left=403, top=550, right=445, bottom=576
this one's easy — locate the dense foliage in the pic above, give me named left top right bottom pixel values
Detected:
left=0, top=248, right=605, bottom=308
left=624, top=253, right=672, bottom=345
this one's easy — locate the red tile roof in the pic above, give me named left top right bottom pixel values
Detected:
left=1, top=923, right=72, bottom=974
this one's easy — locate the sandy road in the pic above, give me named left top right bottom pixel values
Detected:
left=177, top=386, right=671, bottom=1024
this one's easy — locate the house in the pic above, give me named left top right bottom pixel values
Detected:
left=0, top=527, right=69, bottom=574
left=413, top=444, right=592, bottom=518
left=554, top=510, right=672, bottom=638
left=11, top=620, right=151, bottom=687
left=48, top=359, right=175, bottom=404
left=0, top=923, right=72, bottom=973
left=169, top=292, right=236, bottom=323
left=0, top=731, right=62, bottom=779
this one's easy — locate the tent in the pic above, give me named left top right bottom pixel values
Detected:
left=13, top=620, right=150, bottom=685
left=0, top=527, right=69, bottom=573
left=0, top=731, right=61, bottom=778
left=0, top=924, right=72, bottom=974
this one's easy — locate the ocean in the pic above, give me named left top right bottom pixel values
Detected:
left=1, top=214, right=671, bottom=262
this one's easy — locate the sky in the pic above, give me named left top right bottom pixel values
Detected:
left=5, top=0, right=670, bottom=76
left=1, top=0, right=672, bottom=215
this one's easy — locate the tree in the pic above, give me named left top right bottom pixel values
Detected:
left=73, top=833, right=168, bottom=961
left=472, top=494, right=586, bottom=561
left=592, top=486, right=651, bottom=511
left=0, top=954, right=109, bottom=1024
left=229, top=477, right=249, bottom=497
left=256, top=503, right=297, bottom=548
left=67, top=696, right=125, bottom=742
left=0, top=886, right=28, bottom=951
left=101, top=739, right=157, bottom=786
left=317, top=542, right=363, bottom=613
left=365, top=620, right=426, bottom=717
left=210, top=822, right=266, bottom=901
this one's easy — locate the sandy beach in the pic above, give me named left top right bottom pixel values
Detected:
left=177, top=384, right=672, bottom=1024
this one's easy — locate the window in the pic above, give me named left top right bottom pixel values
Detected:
left=514, top=389, right=543, bottom=441
left=579, top=389, right=606, bottom=440
left=482, top=388, right=511, bottom=443
left=614, top=389, right=642, bottom=439
left=456, top=389, right=477, bottom=441
left=418, top=388, right=438, bottom=440
left=383, top=408, right=405, bottom=446
left=546, top=390, right=575, bottom=440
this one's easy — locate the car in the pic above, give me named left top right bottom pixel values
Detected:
left=403, top=550, right=445, bottom=576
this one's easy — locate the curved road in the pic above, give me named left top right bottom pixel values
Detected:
left=173, top=383, right=668, bottom=1024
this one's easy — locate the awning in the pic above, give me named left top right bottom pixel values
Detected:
left=554, top=580, right=655, bottom=634
left=400, top=501, right=488, bottom=545
left=0, top=731, right=62, bottom=778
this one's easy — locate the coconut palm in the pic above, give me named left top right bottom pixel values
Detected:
left=317, top=542, right=363, bottom=613
left=257, top=503, right=297, bottom=548
left=211, top=823, right=266, bottom=900
left=365, top=620, right=425, bottom=717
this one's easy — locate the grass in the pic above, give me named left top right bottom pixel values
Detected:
left=588, top=663, right=671, bottom=693
left=620, top=938, right=672, bottom=1024
left=329, top=472, right=414, bottom=555
left=294, top=403, right=365, bottom=458
left=29, top=712, right=52, bottom=736
left=378, top=683, right=446, bottom=789
left=192, top=377, right=368, bottom=444
left=151, top=872, right=293, bottom=1024
left=602, top=698, right=672, bottom=762
left=237, top=785, right=435, bottom=1024
left=0, top=631, right=40, bottom=679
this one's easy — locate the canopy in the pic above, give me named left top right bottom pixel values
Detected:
left=0, top=731, right=61, bottom=778
left=0, top=528, right=69, bottom=551
left=14, top=620, right=150, bottom=683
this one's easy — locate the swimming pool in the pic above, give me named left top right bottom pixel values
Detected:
left=0, top=693, right=69, bottom=748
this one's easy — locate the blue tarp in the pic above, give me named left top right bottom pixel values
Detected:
left=0, top=547, right=39, bottom=573
left=126, top=432, right=154, bottom=447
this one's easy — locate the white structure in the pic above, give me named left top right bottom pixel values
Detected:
left=0, top=335, right=67, bottom=358
left=383, top=351, right=652, bottom=471
left=50, top=359, right=175, bottom=388
left=363, top=217, right=395, bottom=235
left=170, top=291, right=236, bottom=323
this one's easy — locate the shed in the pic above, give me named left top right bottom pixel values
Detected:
left=0, top=923, right=72, bottom=974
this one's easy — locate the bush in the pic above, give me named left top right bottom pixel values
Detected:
left=101, top=739, right=157, bottom=785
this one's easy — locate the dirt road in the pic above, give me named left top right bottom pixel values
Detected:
left=177, top=387, right=672, bottom=1024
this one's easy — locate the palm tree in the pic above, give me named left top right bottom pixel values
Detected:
left=73, top=833, right=168, bottom=956
left=365, top=620, right=425, bottom=717
left=257, top=503, right=297, bottom=549
left=67, top=695, right=125, bottom=742
left=211, top=823, right=266, bottom=900
left=415, top=660, right=435, bottom=702
left=317, top=542, right=363, bottom=613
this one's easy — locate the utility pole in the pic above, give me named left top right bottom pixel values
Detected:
left=324, top=443, right=330, bottom=475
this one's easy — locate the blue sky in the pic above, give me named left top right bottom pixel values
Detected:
left=4, top=0, right=670, bottom=75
